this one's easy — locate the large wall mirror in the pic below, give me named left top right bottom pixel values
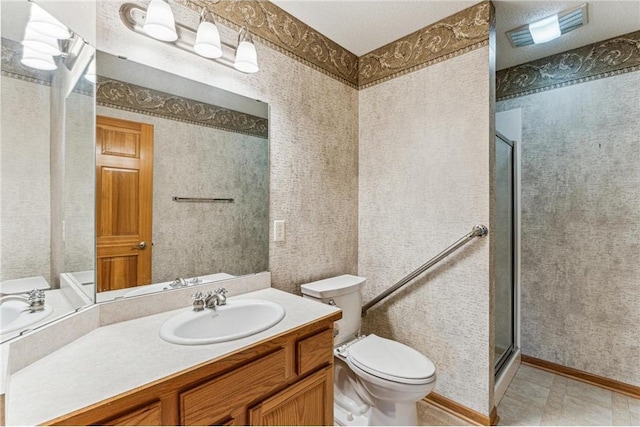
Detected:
left=1, top=0, right=95, bottom=342
left=1, top=0, right=270, bottom=341
left=94, top=51, right=269, bottom=302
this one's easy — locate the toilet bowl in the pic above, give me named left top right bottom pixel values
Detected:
left=301, top=275, right=437, bottom=426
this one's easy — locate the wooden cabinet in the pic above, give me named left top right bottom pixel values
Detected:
left=47, top=314, right=340, bottom=426
left=249, top=367, right=333, bottom=426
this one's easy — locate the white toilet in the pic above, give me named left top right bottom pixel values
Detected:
left=301, top=275, right=436, bottom=426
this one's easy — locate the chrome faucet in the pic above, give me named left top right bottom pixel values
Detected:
left=0, top=289, right=46, bottom=312
left=27, top=289, right=46, bottom=312
left=168, top=277, right=188, bottom=289
left=205, top=288, right=228, bottom=309
left=191, top=288, right=228, bottom=311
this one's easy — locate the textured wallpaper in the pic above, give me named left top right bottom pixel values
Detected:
left=64, top=90, right=95, bottom=275
left=97, top=0, right=359, bottom=294
left=0, top=78, right=52, bottom=284
left=96, top=106, right=269, bottom=283
left=358, top=47, right=493, bottom=415
left=497, top=71, right=640, bottom=387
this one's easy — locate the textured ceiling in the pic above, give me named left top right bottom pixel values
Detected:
left=271, top=0, right=640, bottom=70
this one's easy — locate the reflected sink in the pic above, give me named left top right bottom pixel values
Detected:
left=0, top=299, right=53, bottom=334
left=160, top=299, right=285, bottom=345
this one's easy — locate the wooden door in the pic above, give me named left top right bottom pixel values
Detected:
left=248, top=367, right=333, bottom=426
left=96, top=116, right=153, bottom=292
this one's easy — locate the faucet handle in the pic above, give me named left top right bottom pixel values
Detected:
left=27, top=289, right=45, bottom=302
left=215, top=288, right=228, bottom=296
left=191, top=291, right=205, bottom=312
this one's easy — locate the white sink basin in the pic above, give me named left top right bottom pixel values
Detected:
left=160, top=299, right=286, bottom=345
left=0, top=299, right=53, bottom=334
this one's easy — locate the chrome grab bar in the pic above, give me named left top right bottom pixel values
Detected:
left=361, top=224, right=488, bottom=316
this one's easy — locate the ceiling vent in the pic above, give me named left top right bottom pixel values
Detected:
left=506, top=4, right=589, bottom=48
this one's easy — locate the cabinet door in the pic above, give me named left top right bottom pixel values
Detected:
left=101, top=401, right=162, bottom=426
left=180, top=349, right=286, bottom=425
left=249, top=366, right=333, bottom=426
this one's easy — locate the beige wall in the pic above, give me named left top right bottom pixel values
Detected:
left=497, top=71, right=640, bottom=386
left=0, top=77, right=52, bottom=284
left=96, top=0, right=359, bottom=294
left=64, top=90, right=95, bottom=275
left=358, top=47, right=493, bottom=414
left=96, top=106, right=269, bottom=283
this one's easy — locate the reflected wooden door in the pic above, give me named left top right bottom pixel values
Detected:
left=96, top=116, right=153, bottom=292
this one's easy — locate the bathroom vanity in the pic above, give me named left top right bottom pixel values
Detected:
left=50, top=315, right=336, bottom=425
left=2, top=276, right=341, bottom=426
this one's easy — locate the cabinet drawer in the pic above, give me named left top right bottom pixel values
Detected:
left=297, top=329, right=333, bottom=376
left=180, top=349, right=286, bottom=425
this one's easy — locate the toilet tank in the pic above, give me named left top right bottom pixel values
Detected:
left=300, top=275, right=365, bottom=346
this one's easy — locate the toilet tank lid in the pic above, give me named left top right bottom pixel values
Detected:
left=300, top=275, right=366, bottom=298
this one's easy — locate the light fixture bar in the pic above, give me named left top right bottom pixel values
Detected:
left=120, top=3, right=240, bottom=71
left=506, top=3, right=588, bottom=48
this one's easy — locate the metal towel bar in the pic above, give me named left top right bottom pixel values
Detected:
left=172, top=197, right=234, bottom=203
left=361, top=224, right=488, bottom=316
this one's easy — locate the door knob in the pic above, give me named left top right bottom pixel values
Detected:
left=138, top=241, right=147, bottom=250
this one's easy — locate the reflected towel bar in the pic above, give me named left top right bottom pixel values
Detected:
left=172, top=197, right=234, bottom=203
left=361, top=224, right=488, bottom=316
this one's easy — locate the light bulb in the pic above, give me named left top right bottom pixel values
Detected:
left=28, top=3, right=70, bottom=40
left=194, top=16, right=222, bottom=59
left=143, top=0, right=178, bottom=42
left=234, top=29, right=259, bottom=73
left=20, top=47, right=57, bottom=71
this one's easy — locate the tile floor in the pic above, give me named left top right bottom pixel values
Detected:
left=498, top=364, right=640, bottom=426
left=417, top=364, right=639, bottom=426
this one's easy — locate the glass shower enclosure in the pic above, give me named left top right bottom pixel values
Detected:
left=495, top=132, right=516, bottom=375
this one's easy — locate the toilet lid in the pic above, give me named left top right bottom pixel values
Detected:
left=346, top=334, right=436, bottom=385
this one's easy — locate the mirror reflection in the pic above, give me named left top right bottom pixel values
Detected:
left=0, top=0, right=95, bottom=342
left=94, top=51, right=269, bottom=301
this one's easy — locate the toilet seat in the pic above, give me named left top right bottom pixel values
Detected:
left=346, top=334, right=436, bottom=386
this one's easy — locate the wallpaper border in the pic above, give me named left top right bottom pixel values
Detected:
left=174, top=0, right=491, bottom=90
left=496, top=30, right=640, bottom=101
left=96, top=77, right=269, bottom=139
left=358, top=2, right=491, bottom=89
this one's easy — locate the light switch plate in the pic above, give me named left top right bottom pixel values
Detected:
left=274, top=220, right=285, bottom=242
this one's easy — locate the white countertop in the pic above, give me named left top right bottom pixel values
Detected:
left=6, top=288, right=340, bottom=425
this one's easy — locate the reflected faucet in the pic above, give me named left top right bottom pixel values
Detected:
left=0, top=289, right=45, bottom=312
left=169, top=277, right=188, bottom=289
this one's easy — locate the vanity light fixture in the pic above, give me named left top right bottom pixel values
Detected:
left=20, top=3, right=71, bottom=71
left=22, top=27, right=62, bottom=56
left=506, top=3, right=589, bottom=48
left=143, top=0, right=178, bottom=42
left=27, top=3, right=70, bottom=40
left=234, top=27, right=259, bottom=73
left=120, top=3, right=259, bottom=74
left=193, top=10, right=223, bottom=59
left=20, top=46, right=58, bottom=70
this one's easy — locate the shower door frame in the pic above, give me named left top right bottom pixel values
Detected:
left=494, top=131, right=520, bottom=377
